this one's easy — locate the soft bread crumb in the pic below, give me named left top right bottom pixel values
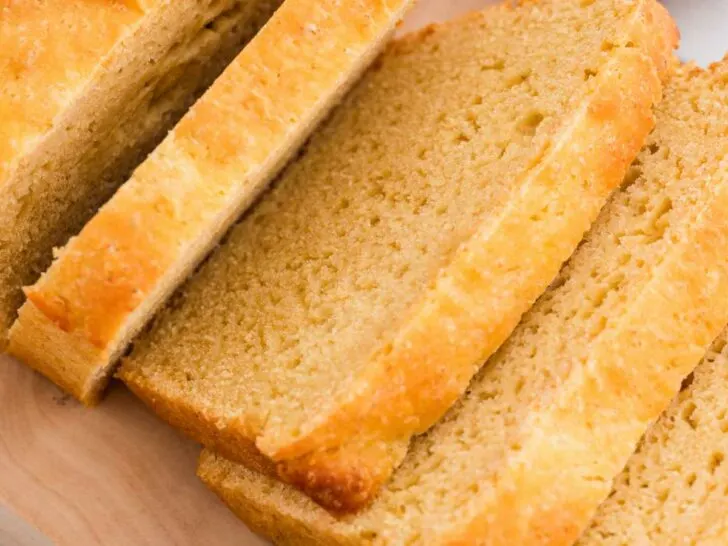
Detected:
left=199, top=60, right=728, bottom=545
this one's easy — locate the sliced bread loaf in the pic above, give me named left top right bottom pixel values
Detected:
left=0, top=0, right=282, bottom=347
left=122, top=0, right=676, bottom=511
left=197, top=59, right=728, bottom=545
left=577, top=327, right=728, bottom=545
left=7, top=0, right=414, bottom=406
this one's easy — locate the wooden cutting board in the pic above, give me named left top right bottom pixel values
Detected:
left=0, top=1, right=496, bottom=545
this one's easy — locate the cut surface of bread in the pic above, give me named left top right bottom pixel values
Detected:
left=7, top=0, right=414, bottom=407
left=197, top=59, right=728, bottom=546
left=0, top=0, right=282, bottom=348
left=578, top=341, right=728, bottom=541
left=122, top=0, right=676, bottom=511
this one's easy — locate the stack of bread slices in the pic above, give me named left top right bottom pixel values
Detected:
left=4, top=0, right=728, bottom=544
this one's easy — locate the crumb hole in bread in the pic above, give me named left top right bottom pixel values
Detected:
left=679, top=372, right=695, bottom=392
left=506, top=68, right=532, bottom=89
left=480, top=59, right=505, bottom=72
left=682, top=402, right=699, bottom=430
left=621, top=165, right=643, bottom=189
left=517, top=111, right=545, bottom=136
left=709, top=452, right=725, bottom=474
left=643, top=197, right=673, bottom=244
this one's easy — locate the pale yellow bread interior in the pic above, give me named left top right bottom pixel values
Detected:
left=197, top=59, right=728, bottom=545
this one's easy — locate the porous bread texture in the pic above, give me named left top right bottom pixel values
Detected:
left=578, top=329, right=728, bottom=545
left=197, top=60, right=728, bottom=545
left=7, top=0, right=414, bottom=407
left=0, top=0, right=281, bottom=346
left=122, top=0, right=676, bottom=511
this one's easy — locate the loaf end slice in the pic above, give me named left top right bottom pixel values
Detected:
left=122, top=0, right=677, bottom=510
left=7, top=0, right=414, bottom=405
left=0, top=0, right=282, bottom=348
left=198, top=59, right=728, bottom=545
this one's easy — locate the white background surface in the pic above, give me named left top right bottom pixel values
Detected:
left=663, top=0, right=728, bottom=65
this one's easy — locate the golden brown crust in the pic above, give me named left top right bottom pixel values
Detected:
left=0, top=1, right=144, bottom=185
left=628, top=0, right=680, bottom=82
left=9, top=0, right=414, bottom=401
left=0, top=0, right=283, bottom=345
left=276, top=437, right=408, bottom=513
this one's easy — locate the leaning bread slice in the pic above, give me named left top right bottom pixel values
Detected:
left=578, top=342, right=728, bottom=540
left=122, top=0, right=676, bottom=512
left=0, top=0, right=283, bottom=347
left=7, top=0, right=415, bottom=405
left=198, top=60, right=728, bottom=545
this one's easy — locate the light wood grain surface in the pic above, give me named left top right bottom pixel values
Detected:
left=0, top=1, right=495, bottom=545
left=0, top=355, right=263, bottom=546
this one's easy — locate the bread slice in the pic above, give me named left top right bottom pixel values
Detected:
left=0, top=0, right=283, bottom=347
left=7, top=0, right=414, bottom=407
left=122, top=0, right=676, bottom=512
left=197, top=59, right=728, bottom=545
left=577, top=328, right=728, bottom=545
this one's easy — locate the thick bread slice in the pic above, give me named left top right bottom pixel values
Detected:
left=197, top=60, right=728, bottom=546
left=578, top=329, right=728, bottom=545
left=577, top=64, right=728, bottom=546
left=122, top=0, right=676, bottom=512
left=0, top=0, right=282, bottom=347
left=7, top=0, right=414, bottom=406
